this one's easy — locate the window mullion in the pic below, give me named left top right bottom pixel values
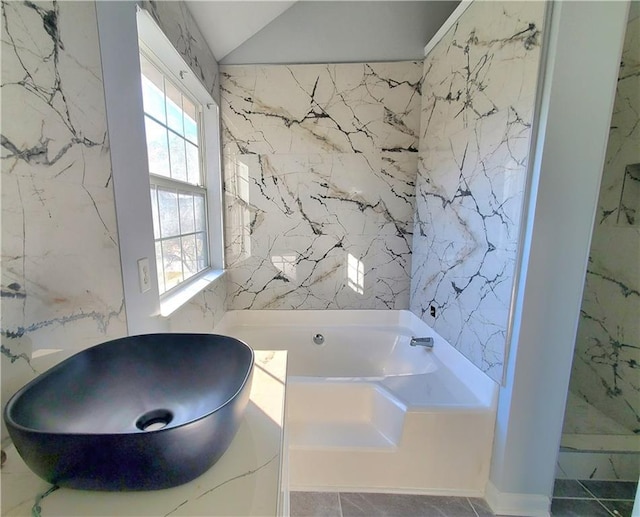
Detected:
left=150, top=176, right=206, bottom=195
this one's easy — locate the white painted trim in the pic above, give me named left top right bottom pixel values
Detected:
left=485, top=481, right=550, bottom=517
left=423, top=0, right=473, bottom=57
left=289, top=485, right=484, bottom=498
left=137, top=6, right=226, bottom=313
left=160, top=269, right=224, bottom=317
left=96, top=1, right=167, bottom=335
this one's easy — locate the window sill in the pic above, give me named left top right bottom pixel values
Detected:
left=159, top=269, right=225, bottom=318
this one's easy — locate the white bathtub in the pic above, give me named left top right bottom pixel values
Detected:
left=215, top=310, right=498, bottom=496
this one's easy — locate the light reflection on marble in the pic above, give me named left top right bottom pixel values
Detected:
left=569, top=2, right=640, bottom=436
left=221, top=62, right=422, bottom=310
left=1, top=0, right=127, bottom=432
left=409, top=1, right=545, bottom=382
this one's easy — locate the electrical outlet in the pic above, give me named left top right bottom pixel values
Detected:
left=138, top=258, right=151, bottom=293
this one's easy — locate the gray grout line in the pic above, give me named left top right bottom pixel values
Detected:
left=337, top=492, right=343, bottom=517
left=466, top=497, right=481, bottom=517
left=594, top=498, right=618, bottom=517
left=577, top=480, right=599, bottom=500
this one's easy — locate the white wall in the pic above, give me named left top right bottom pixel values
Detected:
left=221, top=1, right=458, bottom=65
left=96, top=1, right=166, bottom=335
left=486, top=2, right=630, bottom=515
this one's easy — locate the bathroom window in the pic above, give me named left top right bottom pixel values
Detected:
left=141, top=54, right=209, bottom=294
left=137, top=9, right=224, bottom=312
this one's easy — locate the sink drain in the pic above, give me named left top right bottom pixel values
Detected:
left=136, top=409, right=173, bottom=432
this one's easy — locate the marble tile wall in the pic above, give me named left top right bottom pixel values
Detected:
left=409, top=1, right=545, bottom=382
left=221, top=62, right=422, bottom=309
left=1, top=1, right=127, bottom=438
left=568, top=3, right=640, bottom=434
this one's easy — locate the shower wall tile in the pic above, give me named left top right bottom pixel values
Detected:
left=140, top=0, right=220, bottom=103
left=570, top=4, right=640, bottom=433
left=221, top=63, right=422, bottom=310
left=409, top=1, right=545, bottom=381
left=1, top=0, right=127, bottom=435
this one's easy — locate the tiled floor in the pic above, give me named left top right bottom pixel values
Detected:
left=551, top=479, right=637, bottom=517
left=290, top=480, right=638, bottom=517
left=290, top=492, right=494, bottom=517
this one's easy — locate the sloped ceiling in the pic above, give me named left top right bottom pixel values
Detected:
left=185, top=1, right=297, bottom=61
left=186, top=1, right=459, bottom=65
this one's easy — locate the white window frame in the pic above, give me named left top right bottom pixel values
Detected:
left=137, top=8, right=224, bottom=317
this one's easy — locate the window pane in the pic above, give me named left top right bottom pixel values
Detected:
left=150, top=186, right=160, bottom=240
left=158, top=188, right=180, bottom=238
left=155, top=240, right=165, bottom=294
left=183, top=97, right=198, bottom=144
left=179, top=193, right=195, bottom=234
left=194, top=193, right=206, bottom=231
left=186, top=141, right=201, bottom=185
left=165, top=80, right=184, bottom=136
left=181, top=234, right=197, bottom=279
left=168, top=133, right=187, bottom=182
left=144, top=117, right=170, bottom=177
left=162, top=237, right=183, bottom=290
left=140, top=55, right=165, bottom=124
left=196, top=232, right=208, bottom=272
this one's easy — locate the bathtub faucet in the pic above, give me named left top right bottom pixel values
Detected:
left=410, top=337, right=434, bottom=349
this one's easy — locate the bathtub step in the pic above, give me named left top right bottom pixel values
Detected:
left=288, top=420, right=398, bottom=450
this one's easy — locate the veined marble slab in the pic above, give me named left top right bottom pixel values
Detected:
left=221, top=62, right=422, bottom=310
left=1, top=0, right=127, bottom=428
left=409, top=1, right=545, bottom=382
left=0, top=350, right=287, bottom=517
left=569, top=3, right=640, bottom=435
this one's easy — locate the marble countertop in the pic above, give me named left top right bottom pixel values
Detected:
left=1, top=351, right=288, bottom=517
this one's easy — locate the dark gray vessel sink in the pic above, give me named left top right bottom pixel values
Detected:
left=3, top=333, right=254, bottom=491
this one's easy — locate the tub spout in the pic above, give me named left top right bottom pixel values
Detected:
left=410, top=337, right=434, bottom=349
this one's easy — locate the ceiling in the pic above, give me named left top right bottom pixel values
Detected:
left=185, top=1, right=297, bottom=62
left=185, top=1, right=460, bottom=65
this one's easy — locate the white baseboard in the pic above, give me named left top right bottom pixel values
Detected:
left=289, top=484, right=484, bottom=498
left=485, top=481, right=551, bottom=517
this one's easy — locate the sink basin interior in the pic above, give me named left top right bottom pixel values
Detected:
left=4, top=333, right=254, bottom=490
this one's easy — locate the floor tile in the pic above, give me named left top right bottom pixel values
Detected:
left=290, top=491, right=341, bottom=517
left=553, top=479, right=593, bottom=499
left=551, top=498, right=613, bottom=516
left=579, top=480, right=638, bottom=500
left=600, top=499, right=635, bottom=517
left=467, top=497, right=495, bottom=516
left=339, top=492, right=478, bottom=517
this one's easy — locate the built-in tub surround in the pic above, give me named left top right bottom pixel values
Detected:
left=221, top=62, right=422, bottom=310
left=216, top=310, right=497, bottom=494
left=0, top=0, right=127, bottom=437
left=568, top=3, right=640, bottom=436
left=409, top=1, right=546, bottom=382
